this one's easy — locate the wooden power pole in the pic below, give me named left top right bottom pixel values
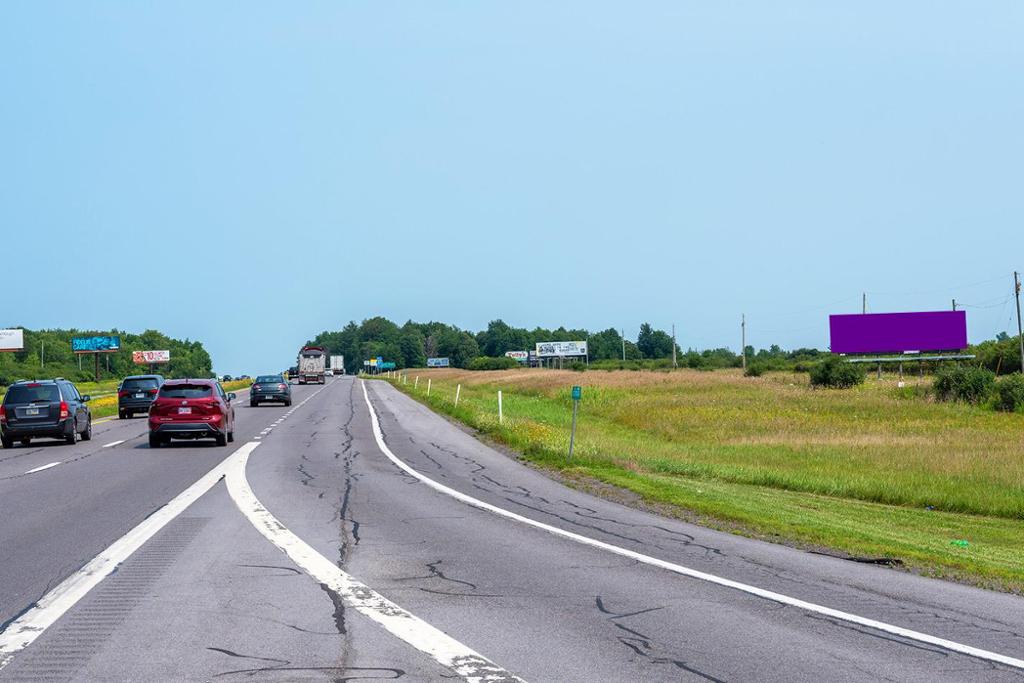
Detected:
left=741, top=314, right=746, bottom=370
left=1015, top=272, right=1024, bottom=373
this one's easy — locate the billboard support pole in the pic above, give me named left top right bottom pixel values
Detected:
left=94, top=353, right=100, bottom=383
left=741, top=315, right=746, bottom=370
left=1015, top=271, right=1023, bottom=373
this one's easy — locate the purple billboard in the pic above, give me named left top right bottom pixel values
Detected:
left=829, top=311, right=967, bottom=355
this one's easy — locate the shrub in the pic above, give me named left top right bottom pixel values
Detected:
left=809, top=356, right=865, bottom=389
left=467, top=356, right=520, bottom=371
left=933, top=366, right=996, bottom=404
left=993, top=373, right=1024, bottom=412
left=744, top=363, right=765, bottom=377
left=569, top=361, right=587, bottom=372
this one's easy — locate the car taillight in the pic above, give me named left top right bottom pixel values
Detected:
left=0, top=405, right=6, bottom=424
left=59, top=401, right=70, bottom=419
left=148, top=389, right=158, bottom=395
left=119, top=390, right=129, bottom=398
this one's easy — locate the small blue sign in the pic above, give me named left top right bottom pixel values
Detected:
left=571, top=385, right=582, bottom=401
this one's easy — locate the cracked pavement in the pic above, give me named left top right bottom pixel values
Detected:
left=1, top=376, right=1023, bottom=681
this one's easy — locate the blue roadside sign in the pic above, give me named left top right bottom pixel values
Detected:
left=572, top=385, right=582, bottom=400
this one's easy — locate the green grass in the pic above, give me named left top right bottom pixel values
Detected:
left=377, top=368, right=1024, bottom=592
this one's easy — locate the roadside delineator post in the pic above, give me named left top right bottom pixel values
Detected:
left=455, top=384, right=461, bottom=408
left=568, top=385, right=582, bottom=459
left=427, top=378, right=432, bottom=396
left=415, top=376, right=419, bottom=389
left=498, top=390, right=503, bottom=424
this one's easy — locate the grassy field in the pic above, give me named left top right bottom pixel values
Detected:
left=375, top=368, right=1024, bottom=592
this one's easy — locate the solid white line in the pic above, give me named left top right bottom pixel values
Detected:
left=0, top=383, right=327, bottom=672
left=359, top=380, right=1024, bottom=671
left=0, top=441, right=258, bottom=670
left=102, top=440, right=125, bottom=448
left=24, top=462, right=61, bottom=474
left=223, top=445, right=522, bottom=683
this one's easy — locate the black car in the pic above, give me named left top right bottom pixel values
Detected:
left=250, top=375, right=291, bottom=407
left=0, top=378, right=93, bottom=448
left=118, top=374, right=164, bottom=419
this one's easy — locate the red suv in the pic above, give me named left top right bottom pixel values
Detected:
left=148, top=379, right=236, bottom=448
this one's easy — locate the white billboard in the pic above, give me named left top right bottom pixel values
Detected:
left=0, top=329, right=24, bottom=352
left=133, top=350, right=170, bottom=364
left=535, top=341, right=588, bottom=358
left=427, top=357, right=450, bottom=368
left=504, top=351, right=529, bottom=362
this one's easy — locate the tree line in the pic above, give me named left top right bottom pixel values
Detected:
left=0, top=328, right=213, bottom=387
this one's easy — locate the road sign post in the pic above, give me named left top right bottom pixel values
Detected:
left=568, top=385, right=581, bottom=459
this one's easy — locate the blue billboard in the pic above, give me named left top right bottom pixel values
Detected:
left=72, top=335, right=121, bottom=353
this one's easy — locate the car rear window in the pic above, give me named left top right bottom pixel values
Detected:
left=4, top=384, right=61, bottom=404
left=159, top=384, right=212, bottom=399
left=256, top=376, right=283, bottom=384
left=122, top=378, right=160, bottom=391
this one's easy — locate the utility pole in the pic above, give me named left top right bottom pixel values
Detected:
left=40, top=340, right=44, bottom=368
left=672, top=324, right=677, bottom=368
left=621, top=329, right=626, bottom=361
left=862, top=292, right=867, bottom=314
left=952, top=298, right=957, bottom=312
left=1015, top=271, right=1023, bottom=374
left=741, top=314, right=746, bottom=370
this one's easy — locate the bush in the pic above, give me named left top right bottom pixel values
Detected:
left=933, top=366, right=996, bottom=404
left=569, top=361, right=587, bottom=372
left=809, top=356, right=865, bottom=389
left=466, top=356, right=520, bottom=371
left=744, top=363, right=765, bottom=377
left=993, top=373, right=1024, bottom=412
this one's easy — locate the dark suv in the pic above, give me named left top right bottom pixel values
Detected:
left=0, top=379, right=93, bottom=448
left=118, top=374, right=164, bottom=419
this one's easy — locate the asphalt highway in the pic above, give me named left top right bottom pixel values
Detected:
left=1, top=376, right=1022, bottom=681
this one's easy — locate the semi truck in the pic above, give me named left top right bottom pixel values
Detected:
left=330, top=355, right=345, bottom=375
left=297, top=346, right=326, bottom=384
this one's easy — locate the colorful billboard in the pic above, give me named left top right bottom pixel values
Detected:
left=829, top=311, right=967, bottom=354
left=0, top=329, right=24, bottom=352
left=504, top=351, right=529, bottom=362
left=71, top=335, right=121, bottom=354
left=133, top=350, right=170, bottom=364
left=427, top=357, right=450, bottom=368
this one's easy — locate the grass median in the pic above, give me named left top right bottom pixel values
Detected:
left=374, top=368, right=1024, bottom=592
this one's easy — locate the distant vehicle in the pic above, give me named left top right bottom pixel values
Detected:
left=287, top=366, right=299, bottom=382
left=118, top=374, right=164, bottom=419
left=239, top=375, right=251, bottom=380
left=148, top=379, right=235, bottom=448
left=222, top=374, right=233, bottom=382
left=250, top=375, right=291, bottom=407
left=1, top=378, right=93, bottom=448
left=330, top=355, right=345, bottom=375
left=297, top=346, right=326, bottom=384
left=325, top=369, right=334, bottom=377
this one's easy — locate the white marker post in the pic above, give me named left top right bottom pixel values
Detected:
left=427, top=378, right=432, bottom=396
left=498, top=390, right=503, bottom=424
left=415, top=376, right=419, bottom=389
left=455, top=384, right=461, bottom=408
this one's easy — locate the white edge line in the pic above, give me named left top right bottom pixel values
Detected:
left=24, top=461, right=61, bottom=474
left=359, top=380, right=1024, bottom=672
left=101, top=440, right=125, bottom=448
left=224, top=443, right=522, bottom=683
left=0, top=384, right=322, bottom=671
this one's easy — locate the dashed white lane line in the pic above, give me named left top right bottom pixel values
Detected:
left=0, top=384, right=321, bottom=672
left=24, top=461, right=61, bottom=474
left=224, top=442, right=522, bottom=683
left=359, top=380, right=1024, bottom=672
left=102, top=440, right=125, bottom=448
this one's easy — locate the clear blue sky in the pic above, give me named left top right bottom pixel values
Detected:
left=2, top=3, right=1022, bottom=374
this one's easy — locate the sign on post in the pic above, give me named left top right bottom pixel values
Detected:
left=132, top=350, right=170, bottom=364
left=427, top=357, right=450, bottom=368
left=569, top=385, right=582, bottom=458
left=504, top=351, right=529, bottom=363
left=0, top=329, right=24, bottom=352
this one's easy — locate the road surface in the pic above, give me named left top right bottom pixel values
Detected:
left=1, top=376, right=1022, bottom=681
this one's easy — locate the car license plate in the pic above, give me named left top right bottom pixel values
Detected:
left=26, top=407, right=39, bottom=416
left=134, top=393, right=145, bottom=399
left=177, top=407, right=192, bottom=415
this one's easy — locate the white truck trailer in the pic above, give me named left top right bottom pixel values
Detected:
left=330, top=355, right=345, bottom=376
left=298, top=346, right=326, bottom=384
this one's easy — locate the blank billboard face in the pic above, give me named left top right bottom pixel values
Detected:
left=829, top=311, right=967, bottom=354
